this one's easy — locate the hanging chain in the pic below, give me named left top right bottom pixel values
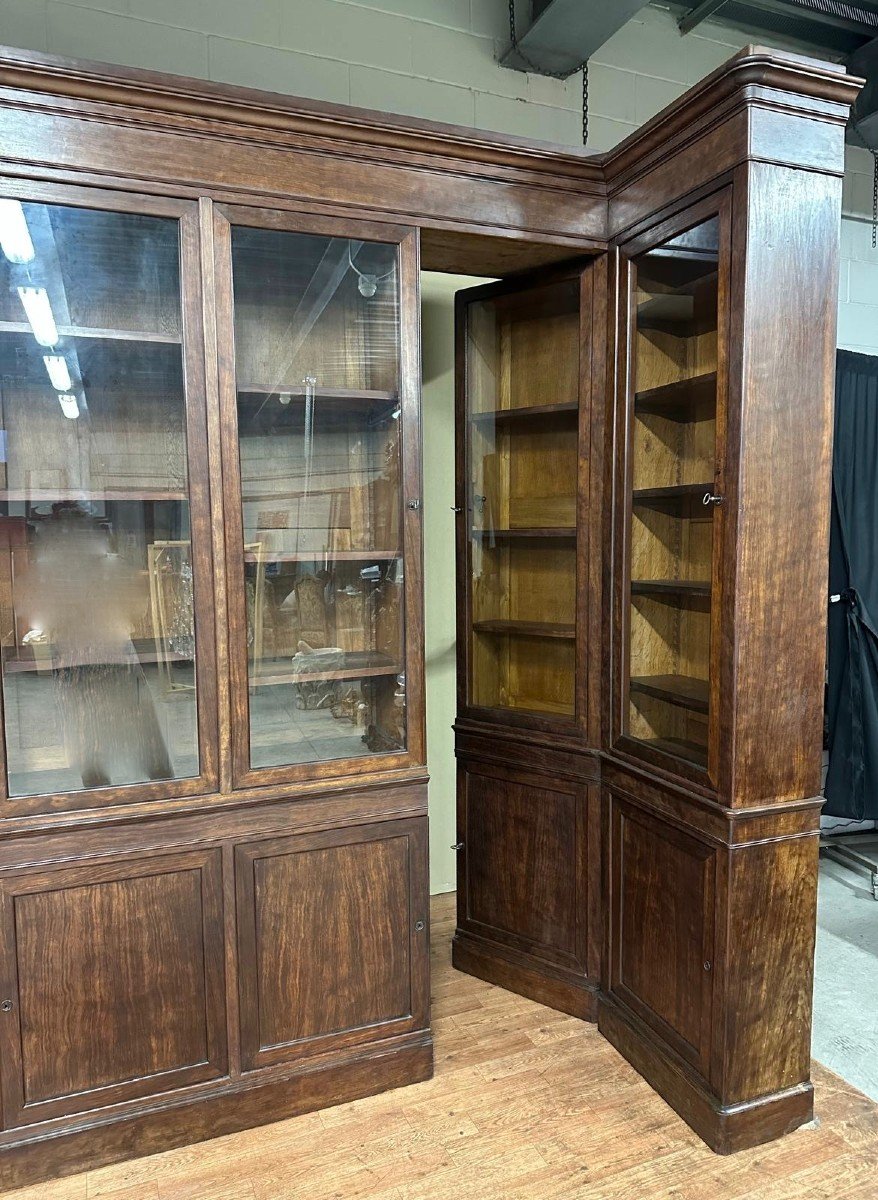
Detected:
left=507, top=0, right=589, bottom=147
left=873, top=150, right=877, bottom=250
left=582, top=61, right=589, bottom=148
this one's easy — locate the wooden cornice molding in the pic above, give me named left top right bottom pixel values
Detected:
left=603, top=45, right=862, bottom=193
left=0, top=43, right=860, bottom=198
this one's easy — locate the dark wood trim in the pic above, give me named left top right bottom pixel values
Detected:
left=452, top=932, right=598, bottom=1022
left=598, top=995, right=813, bottom=1154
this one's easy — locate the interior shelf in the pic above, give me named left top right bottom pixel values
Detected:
left=471, top=527, right=576, bottom=540
left=0, top=489, right=188, bottom=503
left=0, top=320, right=181, bottom=345
left=633, top=734, right=708, bottom=769
left=635, top=372, right=717, bottom=419
left=636, top=272, right=718, bottom=336
left=473, top=619, right=575, bottom=640
left=243, top=549, right=399, bottom=563
left=238, top=385, right=397, bottom=404
left=631, top=579, right=711, bottom=598
left=470, top=401, right=578, bottom=425
left=633, top=483, right=713, bottom=504
left=630, top=673, right=709, bottom=713
left=252, top=652, right=401, bottom=688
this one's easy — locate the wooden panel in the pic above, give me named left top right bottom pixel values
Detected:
left=459, top=763, right=586, bottom=970
left=236, top=818, right=427, bottom=1070
left=728, top=161, right=842, bottom=806
left=722, top=834, right=818, bottom=1101
left=0, top=848, right=226, bottom=1126
left=610, top=797, right=715, bottom=1077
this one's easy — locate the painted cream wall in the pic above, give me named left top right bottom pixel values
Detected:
left=2, top=0, right=875, bottom=880
left=420, top=272, right=484, bottom=893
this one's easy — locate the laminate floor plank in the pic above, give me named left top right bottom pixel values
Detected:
left=10, top=892, right=878, bottom=1200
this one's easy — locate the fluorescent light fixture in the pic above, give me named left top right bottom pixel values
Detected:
left=43, top=355, right=72, bottom=392
left=17, top=287, right=58, bottom=347
left=57, top=393, right=79, bottom=419
left=0, top=200, right=34, bottom=264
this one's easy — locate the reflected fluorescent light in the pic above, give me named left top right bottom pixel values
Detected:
left=43, top=355, right=72, bottom=391
left=0, top=200, right=34, bottom=264
left=57, top=393, right=79, bottom=419
left=17, top=287, right=58, bottom=347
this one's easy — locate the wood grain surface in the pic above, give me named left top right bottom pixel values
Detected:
left=10, top=892, right=878, bottom=1200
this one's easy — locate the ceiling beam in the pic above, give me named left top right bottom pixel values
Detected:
left=500, top=0, right=650, bottom=77
left=679, top=0, right=728, bottom=36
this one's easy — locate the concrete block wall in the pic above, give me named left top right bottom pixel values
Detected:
left=2, top=2, right=875, bottom=347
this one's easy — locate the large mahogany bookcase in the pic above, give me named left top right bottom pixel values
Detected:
left=0, top=41, right=858, bottom=1187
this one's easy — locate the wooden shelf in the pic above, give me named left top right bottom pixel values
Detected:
left=473, top=619, right=575, bottom=640
left=238, top=385, right=397, bottom=404
left=636, top=272, right=718, bottom=336
left=634, top=734, right=708, bottom=769
left=635, top=372, right=717, bottom=419
left=633, top=483, right=712, bottom=504
left=0, top=488, right=187, bottom=502
left=630, top=673, right=709, bottom=714
left=252, top=651, right=400, bottom=687
left=244, top=549, right=399, bottom=563
left=0, top=320, right=181, bottom=345
left=471, top=527, right=576, bottom=540
left=470, top=401, right=578, bottom=425
left=631, top=579, right=711, bottom=599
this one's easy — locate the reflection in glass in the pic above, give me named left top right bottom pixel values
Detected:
left=229, top=227, right=405, bottom=769
left=465, top=279, right=579, bottom=718
left=0, top=202, right=199, bottom=796
left=627, top=217, right=720, bottom=768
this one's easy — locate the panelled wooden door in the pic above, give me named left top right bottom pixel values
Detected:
left=0, top=181, right=218, bottom=817
left=608, top=795, right=716, bottom=1079
left=211, top=206, right=425, bottom=791
left=0, top=848, right=227, bottom=1127
left=235, top=818, right=429, bottom=1071
left=457, top=762, right=590, bottom=974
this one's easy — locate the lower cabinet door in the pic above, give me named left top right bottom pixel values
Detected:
left=235, top=818, right=428, bottom=1071
left=458, top=762, right=590, bottom=974
left=0, top=848, right=228, bottom=1128
left=609, top=795, right=716, bottom=1079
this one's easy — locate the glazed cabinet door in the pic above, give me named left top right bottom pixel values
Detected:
left=0, top=184, right=217, bottom=815
left=614, top=193, right=732, bottom=787
left=213, top=208, right=423, bottom=789
left=455, top=265, right=597, bottom=738
left=235, top=818, right=428, bottom=1070
left=0, top=848, right=227, bottom=1127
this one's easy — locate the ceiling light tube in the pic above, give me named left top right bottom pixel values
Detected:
left=17, top=287, right=58, bottom=347
left=0, top=199, right=34, bottom=264
left=57, top=393, right=79, bottom=419
left=43, top=355, right=72, bottom=392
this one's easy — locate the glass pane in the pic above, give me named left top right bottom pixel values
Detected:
left=0, top=201, right=199, bottom=796
left=627, top=216, right=720, bottom=768
left=230, top=227, right=404, bottom=769
left=466, top=279, right=578, bottom=719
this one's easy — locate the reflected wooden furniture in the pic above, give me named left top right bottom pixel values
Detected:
left=0, top=39, right=859, bottom=1190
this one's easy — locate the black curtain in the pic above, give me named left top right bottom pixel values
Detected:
left=825, top=349, right=878, bottom=819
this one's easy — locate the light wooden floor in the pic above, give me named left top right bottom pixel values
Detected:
left=15, top=892, right=878, bottom=1200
